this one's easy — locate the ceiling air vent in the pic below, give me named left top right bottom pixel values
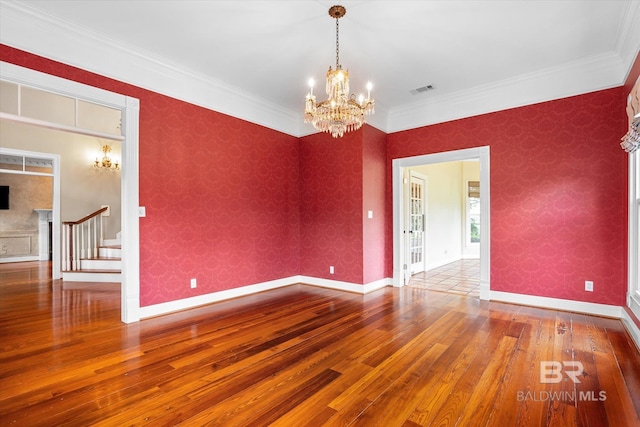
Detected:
left=410, top=85, right=435, bottom=95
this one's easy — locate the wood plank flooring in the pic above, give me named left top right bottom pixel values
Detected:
left=1, top=261, right=640, bottom=426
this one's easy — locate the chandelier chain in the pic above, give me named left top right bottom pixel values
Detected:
left=335, top=17, right=340, bottom=69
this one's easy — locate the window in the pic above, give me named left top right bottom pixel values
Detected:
left=467, top=181, right=480, bottom=244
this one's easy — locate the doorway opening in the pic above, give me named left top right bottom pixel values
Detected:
left=392, top=146, right=490, bottom=300
left=0, top=61, right=141, bottom=323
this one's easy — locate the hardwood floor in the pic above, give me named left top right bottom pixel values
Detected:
left=1, top=262, right=639, bottom=426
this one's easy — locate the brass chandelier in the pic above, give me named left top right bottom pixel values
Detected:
left=304, top=5, right=374, bottom=138
left=94, top=144, right=119, bottom=171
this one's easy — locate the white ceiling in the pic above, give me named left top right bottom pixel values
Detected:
left=1, top=1, right=639, bottom=136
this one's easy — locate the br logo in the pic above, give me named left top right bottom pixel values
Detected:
left=540, top=361, right=584, bottom=384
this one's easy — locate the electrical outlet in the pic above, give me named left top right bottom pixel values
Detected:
left=190, top=278, right=197, bottom=289
left=585, top=280, right=593, bottom=292
left=330, top=266, right=334, bottom=274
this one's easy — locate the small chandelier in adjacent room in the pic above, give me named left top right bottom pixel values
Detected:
left=304, top=5, right=375, bottom=138
left=94, top=144, right=119, bottom=170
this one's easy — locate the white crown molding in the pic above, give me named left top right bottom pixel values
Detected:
left=616, top=0, right=640, bottom=81
left=0, top=0, right=301, bottom=136
left=387, top=51, right=627, bottom=133
left=2, top=0, right=638, bottom=137
left=387, top=0, right=640, bottom=133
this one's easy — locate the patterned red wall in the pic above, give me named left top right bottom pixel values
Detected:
left=299, top=131, right=364, bottom=283
left=362, top=125, right=387, bottom=284
left=1, top=45, right=301, bottom=306
left=2, top=44, right=633, bottom=308
left=138, top=95, right=300, bottom=304
left=387, top=89, right=628, bottom=305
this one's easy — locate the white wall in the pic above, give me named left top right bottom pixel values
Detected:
left=411, top=162, right=463, bottom=269
left=0, top=121, right=121, bottom=239
left=411, top=160, right=480, bottom=270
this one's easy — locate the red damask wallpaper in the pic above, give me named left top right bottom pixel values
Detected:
left=2, top=44, right=634, bottom=310
left=138, top=94, right=301, bottom=304
left=299, top=131, right=364, bottom=283
left=362, top=125, right=387, bottom=284
left=387, top=89, right=628, bottom=306
left=1, top=45, right=301, bottom=306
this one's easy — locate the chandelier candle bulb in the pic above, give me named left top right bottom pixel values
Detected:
left=308, top=78, right=314, bottom=96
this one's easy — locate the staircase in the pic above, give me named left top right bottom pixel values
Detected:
left=61, top=207, right=122, bottom=283
left=62, top=241, right=121, bottom=282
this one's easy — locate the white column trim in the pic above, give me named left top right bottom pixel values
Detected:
left=120, top=96, right=141, bottom=323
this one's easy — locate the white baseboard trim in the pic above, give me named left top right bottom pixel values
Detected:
left=0, top=255, right=39, bottom=263
left=296, top=276, right=390, bottom=294
left=139, top=275, right=391, bottom=319
left=479, top=282, right=490, bottom=301
left=490, top=290, right=640, bottom=350
left=621, top=309, right=640, bottom=352
left=139, top=276, right=298, bottom=319
left=490, top=290, right=623, bottom=318
left=138, top=278, right=640, bottom=353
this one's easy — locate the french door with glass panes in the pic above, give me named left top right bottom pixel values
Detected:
left=409, top=172, right=427, bottom=274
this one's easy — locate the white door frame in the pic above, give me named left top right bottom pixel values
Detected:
left=392, top=146, right=490, bottom=299
left=1, top=61, right=141, bottom=323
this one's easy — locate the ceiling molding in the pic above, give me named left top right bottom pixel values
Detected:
left=387, top=51, right=627, bottom=133
left=617, top=0, right=640, bottom=80
left=0, top=1, right=301, bottom=136
left=1, top=0, right=638, bottom=137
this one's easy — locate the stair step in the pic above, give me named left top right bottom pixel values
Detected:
left=80, top=258, right=121, bottom=270
left=99, top=245, right=121, bottom=258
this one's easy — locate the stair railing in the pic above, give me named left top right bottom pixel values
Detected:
left=62, top=207, right=108, bottom=271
